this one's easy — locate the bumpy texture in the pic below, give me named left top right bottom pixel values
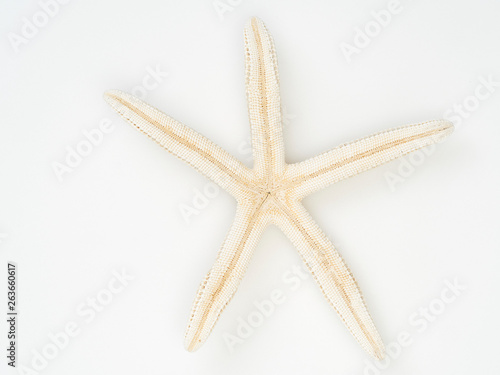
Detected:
left=104, top=17, right=453, bottom=359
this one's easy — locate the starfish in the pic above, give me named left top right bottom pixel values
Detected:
left=104, top=17, right=453, bottom=359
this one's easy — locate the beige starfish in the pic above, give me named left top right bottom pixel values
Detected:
left=104, top=17, right=453, bottom=359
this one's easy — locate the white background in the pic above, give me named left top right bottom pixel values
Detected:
left=1, top=0, right=500, bottom=374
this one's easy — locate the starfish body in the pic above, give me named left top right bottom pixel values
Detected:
left=104, top=17, right=453, bottom=359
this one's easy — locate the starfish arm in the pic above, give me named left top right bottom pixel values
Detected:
left=184, top=196, right=271, bottom=352
left=245, top=17, right=285, bottom=179
left=285, top=120, right=454, bottom=198
left=104, top=90, right=253, bottom=198
left=274, top=200, right=385, bottom=359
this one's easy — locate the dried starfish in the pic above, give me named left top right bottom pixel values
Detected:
left=104, top=17, right=453, bottom=359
